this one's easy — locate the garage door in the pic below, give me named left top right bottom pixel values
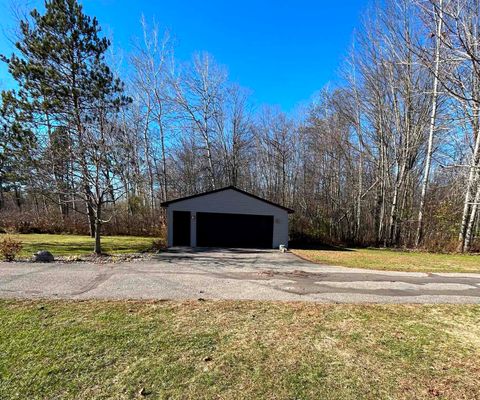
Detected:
left=173, top=211, right=191, bottom=246
left=196, top=212, right=273, bottom=248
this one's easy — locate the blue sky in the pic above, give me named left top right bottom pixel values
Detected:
left=0, top=0, right=368, bottom=111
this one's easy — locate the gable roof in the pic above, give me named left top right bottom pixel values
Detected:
left=160, top=186, right=294, bottom=213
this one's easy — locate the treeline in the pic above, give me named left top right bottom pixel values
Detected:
left=1, top=0, right=480, bottom=253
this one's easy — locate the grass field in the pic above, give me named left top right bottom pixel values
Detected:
left=292, top=248, right=480, bottom=273
left=0, top=300, right=479, bottom=399
left=0, top=233, right=155, bottom=257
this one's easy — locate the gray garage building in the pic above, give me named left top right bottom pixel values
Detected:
left=161, top=186, right=294, bottom=248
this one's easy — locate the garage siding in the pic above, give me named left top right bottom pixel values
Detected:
left=166, top=189, right=289, bottom=248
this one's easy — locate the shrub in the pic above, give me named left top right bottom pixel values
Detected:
left=0, top=236, right=23, bottom=261
left=150, top=238, right=167, bottom=252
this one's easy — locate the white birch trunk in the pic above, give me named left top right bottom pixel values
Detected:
left=415, top=0, right=443, bottom=247
left=464, top=177, right=480, bottom=252
left=458, top=116, right=480, bottom=252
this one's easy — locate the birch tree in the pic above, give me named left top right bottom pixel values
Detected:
left=425, top=0, right=480, bottom=251
left=131, top=18, right=174, bottom=204
left=172, top=53, right=227, bottom=190
left=415, top=0, right=444, bottom=246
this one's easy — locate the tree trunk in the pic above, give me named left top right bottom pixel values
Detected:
left=415, top=0, right=443, bottom=247
left=86, top=199, right=96, bottom=238
left=204, top=134, right=216, bottom=190
left=356, top=148, right=363, bottom=242
left=202, top=108, right=216, bottom=189
left=94, top=203, right=102, bottom=255
left=458, top=108, right=480, bottom=252
left=159, top=118, right=168, bottom=202
left=464, top=180, right=480, bottom=252
left=13, top=185, right=22, bottom=210
left=0, top=178, right=4, bottom=210
left=388, top=177, right=401, bottom=246
left=377, top=131, right=387, bottom=245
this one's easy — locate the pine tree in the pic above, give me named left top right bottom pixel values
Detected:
left=2, top=0, right=130, bottom=254
left=0, top=95, right=36, bottom=210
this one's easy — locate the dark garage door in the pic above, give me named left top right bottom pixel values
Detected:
left=173, top=211, right=191, bottom=246
left=196, top=212, right=273, bottom=248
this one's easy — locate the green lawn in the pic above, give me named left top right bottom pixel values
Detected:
left=292, top=248, right=480, bottom=273
left=0, top=233, right=155, bottom=257
left=0, top=300, right=479, bottom=399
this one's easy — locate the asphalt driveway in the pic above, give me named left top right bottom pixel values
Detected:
left=1, top=248, right=480, bottom=303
